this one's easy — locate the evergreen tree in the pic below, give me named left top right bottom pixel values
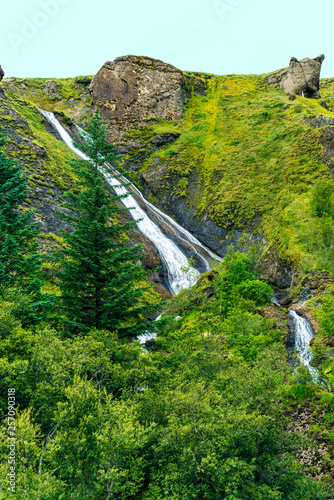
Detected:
left=55, top=111, right=158, bottom=337
left=0, top=132, right=40, bottom=294
left=0, top=131, right=53, bottom=325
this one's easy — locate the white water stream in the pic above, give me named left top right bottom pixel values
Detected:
left=289, top=311, right=318, bottom=382
left=39, top=110, right=221, bottom=297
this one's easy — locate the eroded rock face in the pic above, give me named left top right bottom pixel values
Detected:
left=267, top=55, right=324, bottom=98
left=0, top=66, right=4, bottom=82
left=89, top=55, right=184, bottom=144
left=44, top=81, right=60, bottom=99
left=259, top=248, right=294, bottom=289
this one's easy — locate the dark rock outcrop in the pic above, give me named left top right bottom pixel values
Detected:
left=89, top=55, right=184, bottom=144
left=0, top=66, right=4, bottom=82
left=259, top=249, right=294, bottom=289
left=267, top=55, right=324, bottom=98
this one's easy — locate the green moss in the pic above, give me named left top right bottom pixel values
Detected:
left=134, top=74, right=334, bottom=269
left=39, top=232, right=65, bottom=246
left=174, top=177, right=189, bottom=197
left=2, top=76, right=91, bottom=125
left=2, top=91, right=78, bottom=190
left=124, top=120, right=180, bottom=145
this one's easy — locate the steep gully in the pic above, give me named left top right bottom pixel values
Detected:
left=39, top=110, right=319, bottom=366
left=39, top=109, right=223, bottom=283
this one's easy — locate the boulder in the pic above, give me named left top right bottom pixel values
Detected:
left=280, top=55, right=325, bottom=98
left=267, top=55, right=325, bottom=98
left=89, top=55, right=184, bottom=144
left=0, top=65, right=4, bottom=81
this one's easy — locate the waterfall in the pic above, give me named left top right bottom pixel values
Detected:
left=289, top=310, right=318, bottom=382
left=39, top=109, right=221, bottom=295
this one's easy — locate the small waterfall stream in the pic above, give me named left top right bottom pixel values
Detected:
left=289, top=310, right=318, bottom=382
left=39, top=109, right=221, bottom=296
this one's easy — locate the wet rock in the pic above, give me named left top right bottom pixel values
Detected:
left=296, top=285, right=313, bottom=303
left=288, top=314, right=296, bottom=350
left=90, top=55, right=184, bottom=144
left=150, top=133, right=180, bottom=146
left=280, top=295, right=293, bottom=306
left=0, top=65, right=4, bottom=81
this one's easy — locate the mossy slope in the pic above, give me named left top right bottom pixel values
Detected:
left=123, top=73, right=334, bottom=274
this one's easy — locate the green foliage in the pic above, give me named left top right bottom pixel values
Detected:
left=0, top=284, right=332, bottom=498
left=318, top=292, right=334, bottom=337
left=139, top=75, right=327, bottom=236
left=0, top=131, right=40, bottom=295
left=1, top=74, right=334, bottom=499
left=0, top=131, right=54, bottom=325
left=310, top=179, right=334, bottom=217
left=215, top=249, right=273, bottom=314
left=235, top=279, right=274, bottom=306
left=54, top=111, right=158, bottom=337
left=285, top=180, right=334, bottom=272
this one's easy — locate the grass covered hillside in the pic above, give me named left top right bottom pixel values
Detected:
left=123, top=73, right=334, bottom=275
left=2, top=67, right=334, bottom=498
left=4, top=71, right=334, bottom=276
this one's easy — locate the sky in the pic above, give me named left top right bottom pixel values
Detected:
left=1, top=0, right=334, bottom=79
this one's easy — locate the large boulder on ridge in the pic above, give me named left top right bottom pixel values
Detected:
left=89, top=55, right=184, bottom=144
left=0, top=66, right=4, bottom=82
left=268, top=55, right=325, bottom=98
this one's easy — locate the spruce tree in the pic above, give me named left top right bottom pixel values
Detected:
left=55, top=111, right=158, bottom=338
left=0, top=131, right=54, bottom=325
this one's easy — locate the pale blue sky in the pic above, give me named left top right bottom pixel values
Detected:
left=1, top=0, right=334, bottom=78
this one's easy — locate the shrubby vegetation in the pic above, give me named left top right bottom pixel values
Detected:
left=1, top=115, right=334, bottom=499
left=53, top=112, right=159, bottom=338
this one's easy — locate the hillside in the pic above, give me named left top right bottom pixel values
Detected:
left=2, top=56, right=334, bottom=497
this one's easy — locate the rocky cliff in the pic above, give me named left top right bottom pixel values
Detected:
left=87, top=56, right=334, bottom=289
left=90, top=55, right=185, bottom=147
left=2, top=56, right=334, bottom=292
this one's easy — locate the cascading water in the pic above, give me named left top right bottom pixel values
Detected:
left=289, top=310, right=318, bottom=382
left=39, top=109, right=221, bottom=295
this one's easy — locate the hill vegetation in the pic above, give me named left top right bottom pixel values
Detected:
left=1, top=68, right=334, bottom=497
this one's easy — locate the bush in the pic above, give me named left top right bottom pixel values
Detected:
left=310, top=179, right=334, bottom=218
left=235, top=279, right=273, bottom=306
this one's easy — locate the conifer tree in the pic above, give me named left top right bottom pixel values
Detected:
left=0, top=132, right=40, bottom=293
left=55, top=111, right=158, bottom=337
left=0, top=131, right=54, bottom=325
